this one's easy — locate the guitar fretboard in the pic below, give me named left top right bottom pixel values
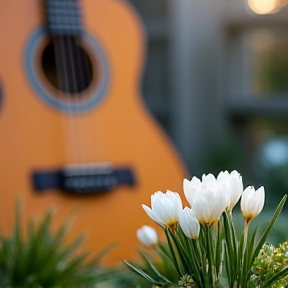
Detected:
left=46, top=0, right=83, bottom=36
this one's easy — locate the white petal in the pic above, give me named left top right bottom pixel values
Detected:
left=183, top=179, right=195, bottom=206
left=254, top=186, right=265, bottom=214
left=142, top=204, right=163, bottom=224
left=241, top=186, right=253, bottom=213
left=210, top=193, right=228, bottom=221
left=191, top=176, right=202, bottom=187
left=166, top=190, right=183, bottom=214
left=193, top=194, right=209, bottom=224
left=202, top=174, right=217, bottom=189
left=179, top=207, right=200, bottom=239
left=152, top=196, right=176, bottom=224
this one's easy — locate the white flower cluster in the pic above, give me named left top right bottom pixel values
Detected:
left=138, top=170, right=265, bottom=244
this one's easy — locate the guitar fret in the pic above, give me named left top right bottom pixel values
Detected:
left=47, top=0, right=78, bottom=8
left=46, top=0, right=83, bottom=36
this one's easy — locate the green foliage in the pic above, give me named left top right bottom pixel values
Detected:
left=252, top=242, right=288, bottom=288
left=124, top=195, right=288, bottom=288
left=123, top=244, right=179, bottom=288
left=0, top=203, right=113, bottom=288
left=105, top=247, right=179, bottom=288
left=222, top=195, right=287, bottom=288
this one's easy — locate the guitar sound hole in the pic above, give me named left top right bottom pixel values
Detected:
left=41, top=36, right=94, bottom=94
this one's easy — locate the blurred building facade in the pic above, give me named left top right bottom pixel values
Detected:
left=129, top=0, right=288, bottom=206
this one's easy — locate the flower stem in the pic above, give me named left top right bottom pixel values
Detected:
left=243, top=221, right=249, bottom=255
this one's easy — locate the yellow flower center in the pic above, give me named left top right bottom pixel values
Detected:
left=198, top=217, right=217, bottom=226
left=167, top=220, right=178, bottom=232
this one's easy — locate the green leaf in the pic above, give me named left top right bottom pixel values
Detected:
left=157, top=242, right=179, bottom=273
left=164, top=227, right=181, bottom=276
left=167, top=227, right=192, bottom=275
left=123, top=260, right=165, bottom=286
left=250, top=194, right=287, bottom=269
left=223, top=212, right=237, bottom=283
left=215, top=221, right=223, bottom=277
left=139, top=250, right=176, bottom=285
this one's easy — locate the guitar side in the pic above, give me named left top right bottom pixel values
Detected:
left=0, top=0, right=187, bottom=263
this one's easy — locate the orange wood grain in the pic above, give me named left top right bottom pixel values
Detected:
left=0, top=0, right=187, bottom=264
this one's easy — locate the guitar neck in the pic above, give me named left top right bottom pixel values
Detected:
left=45, top=0, right=83, bottom=36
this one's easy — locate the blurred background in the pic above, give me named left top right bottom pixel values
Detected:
left=1, top=2, right=288, bottom=284
left=129, top=0, right=288, bottom=212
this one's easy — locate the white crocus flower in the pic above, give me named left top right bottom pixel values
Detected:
left=183, top=173, right=229, bottom=225
left=241, top=186, right=265, bottom=224
left=193, top=187, right=229, bottom=226
left=142, top=190, right=183, bottom=230
left=137, top=225, right=158, bottom=246
left=217, top=170, right=243, bottom=214
left=179, top=207, right=200, bottom=239
left=241, top=185, right=265, bottom=252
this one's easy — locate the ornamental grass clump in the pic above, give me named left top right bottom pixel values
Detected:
left=0, top=203, right=114, bottom=288
left=124, top=170, right=288, bottom=288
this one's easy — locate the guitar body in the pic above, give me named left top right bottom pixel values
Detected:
left=0, top=0, right=187, bottom=263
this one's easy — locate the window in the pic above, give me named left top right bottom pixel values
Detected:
left=227, top=1, right=288, bottom=205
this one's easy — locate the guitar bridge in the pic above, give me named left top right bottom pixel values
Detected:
left=32, top=162, right=136, bottom=195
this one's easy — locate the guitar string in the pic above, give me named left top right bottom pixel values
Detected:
left=65, top=0, right=95, bottom=165
left=73, top=32, right=106, bottom=164
left=53, top=28, right=79, bottom=164
left=54, top=38, right=72, bottom=163
left=59, top=0, right=97, bottom=168
left=82, top=1, right=109, bottom=164
left=67, top=35, right=94, bottom=164
left=53, top=0, right=108, bottom=168
left=78, top=0, right=109, bottom=165
left=61, top=25, right=84, bottom=165
left=73, top=35, right=97, bottom=164
left=64, top=34, right=85, bottom=164
left=68, top=0, right=108, bottom=166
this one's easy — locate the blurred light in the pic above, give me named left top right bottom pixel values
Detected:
left=248, top=0, right=280, bottom=14
left=258, top=136, right=288, bottom=168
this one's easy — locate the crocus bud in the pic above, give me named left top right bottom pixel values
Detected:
left=142, top=190, right=183, bottom=230
left=179, top=207, right=200, bottom=239
left=137, top=225, right=158, bottom=246
left=241, top=186, right=265, bottom=224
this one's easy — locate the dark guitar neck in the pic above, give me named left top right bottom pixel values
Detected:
left=44, top=0, right=93, bottom=94
left=45, top=0, right=83, bottom=36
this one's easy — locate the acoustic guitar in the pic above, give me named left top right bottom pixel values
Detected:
left=0, top=0, right=187, bottom=263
